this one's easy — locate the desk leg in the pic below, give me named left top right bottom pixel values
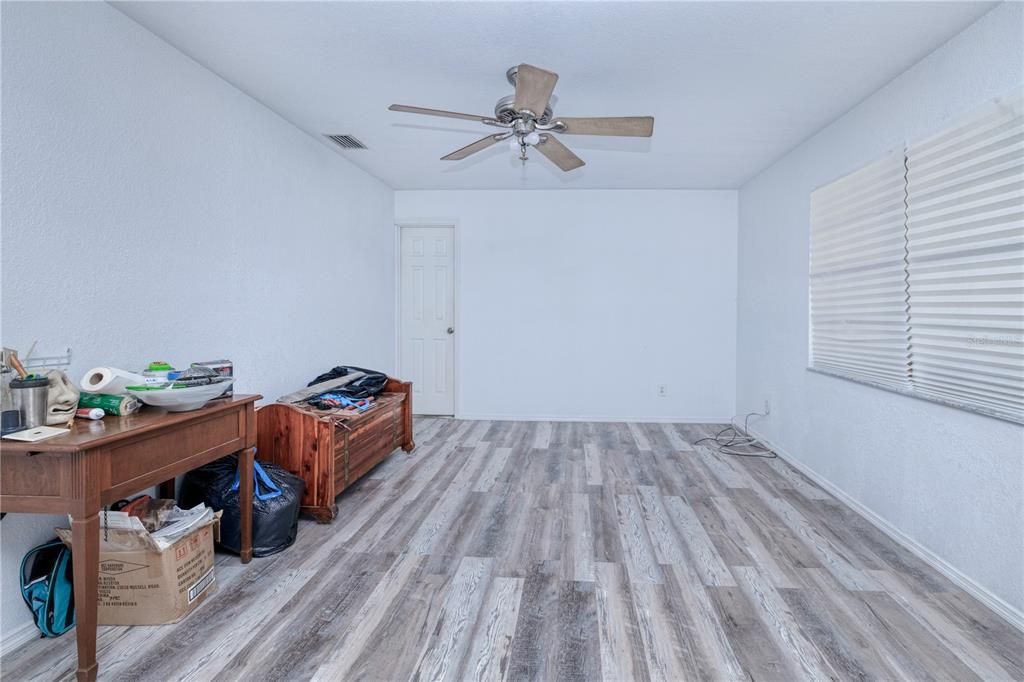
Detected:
left=71, top=511, right=100, bottom=682
left=239, top=447, right=254, bottom=563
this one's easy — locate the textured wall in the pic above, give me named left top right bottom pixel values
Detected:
left=396, top=189, right=738, bottom=421
left=735, top=2, right=1024, bottom=617
left=0, top=2, right=394, bottom=639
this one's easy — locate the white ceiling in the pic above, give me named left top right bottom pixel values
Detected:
left=114, top=1, right=994, bottom=190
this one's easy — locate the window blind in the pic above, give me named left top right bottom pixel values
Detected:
left=905, top=94, right=1024, bottom=423
left=809, top=150, right=912, bottom=389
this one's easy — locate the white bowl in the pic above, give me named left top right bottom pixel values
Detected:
left=127, top=379, right=234, bottom=412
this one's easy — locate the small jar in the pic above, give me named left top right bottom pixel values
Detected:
left=143, top=361, right=175, bottom=381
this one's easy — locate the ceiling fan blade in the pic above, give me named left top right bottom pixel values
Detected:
left=535, top=134, right=585, bottom=172
left=441, top=134, right=507, bottom=160
left=513, top=64, right=559, bottom=117
left=556, top=116, right=655, bottom=137
left=389, top=104, right=492, bottom=123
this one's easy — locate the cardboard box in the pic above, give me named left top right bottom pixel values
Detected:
left=56, top=509, right=219, bottom=625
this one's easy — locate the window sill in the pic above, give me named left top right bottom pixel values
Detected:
left=806, top=366, right=1023, bottom=426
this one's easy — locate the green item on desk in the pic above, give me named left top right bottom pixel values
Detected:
left=78, top=393, right=140, bottom=416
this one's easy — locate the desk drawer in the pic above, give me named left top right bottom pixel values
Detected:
left=1, top=452, right=65, bottom=498
left=109, top=411, right=243, bottom=492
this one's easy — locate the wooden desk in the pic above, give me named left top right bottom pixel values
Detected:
left=0, top=394, right=261, bottom=682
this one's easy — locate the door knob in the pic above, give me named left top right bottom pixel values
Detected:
left=447, top=327, right=455, bottom=334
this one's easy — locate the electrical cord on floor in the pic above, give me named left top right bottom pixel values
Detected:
left=694, top=412, right=777, bottom=459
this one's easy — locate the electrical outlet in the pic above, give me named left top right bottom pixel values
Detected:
left=763, top=399, right=772, bottom=415
left=657, top=384, right=668, bottom=398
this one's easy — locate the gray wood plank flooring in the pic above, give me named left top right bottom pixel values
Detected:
left=2, top=418, right=1021, bottom=681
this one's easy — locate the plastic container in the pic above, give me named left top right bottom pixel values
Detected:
left=142, top=362, right=175, bottom=381
left=1, top=409, right=21, bottom=435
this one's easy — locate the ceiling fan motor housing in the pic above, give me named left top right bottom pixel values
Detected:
left=494, top=94, right=553, bottom=125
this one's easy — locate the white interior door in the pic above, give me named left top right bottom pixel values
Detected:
left=400, top=226, right=455, bottom=415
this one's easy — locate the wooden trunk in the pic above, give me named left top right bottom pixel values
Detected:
left=256, top=377, right=414, bottom=522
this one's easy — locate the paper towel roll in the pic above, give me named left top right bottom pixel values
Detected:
left=79, top=367, right=149, bottom=395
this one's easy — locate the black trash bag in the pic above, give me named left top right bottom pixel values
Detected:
left=307, top=365, right=388, bottom=399
left=179, top=455, right=305, bottom=557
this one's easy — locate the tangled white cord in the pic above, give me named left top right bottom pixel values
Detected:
left=695, top=412, right=776, bottom=458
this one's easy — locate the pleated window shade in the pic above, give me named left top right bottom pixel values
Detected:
left=809, top=150, right=912, bottom=390
left=905, top=93, right=1023, bottom=423
left=809, top=90, right=1023, bottom=424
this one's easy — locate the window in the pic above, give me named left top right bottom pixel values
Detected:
left=809, top=150, right=911, bottom=390
left=809, top=90, right=1023, bottom=424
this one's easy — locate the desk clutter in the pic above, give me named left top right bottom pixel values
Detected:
left=1, top=350, right=234, bottom=441
left=80, top=360, right=233, bottom=412
left=1, top=348, right=80, bottom=436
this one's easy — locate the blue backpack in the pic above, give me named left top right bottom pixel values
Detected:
left=20, top=539, right=75, bottom=637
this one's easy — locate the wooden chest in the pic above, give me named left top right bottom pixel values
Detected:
left=256, top=377, right=414, bottom=522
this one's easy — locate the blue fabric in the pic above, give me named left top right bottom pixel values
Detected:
left=312, top=393, right=373, bottom=411
left=231, top=460, right=283, bottom=501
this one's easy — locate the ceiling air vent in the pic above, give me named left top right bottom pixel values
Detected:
left=324, top=134, right=367, bottom=150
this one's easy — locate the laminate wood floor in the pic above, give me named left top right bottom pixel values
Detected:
left=3, top=419, right=1021, bottom=681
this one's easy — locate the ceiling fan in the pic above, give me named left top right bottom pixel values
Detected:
left=389, top=64, right=654, bottom=172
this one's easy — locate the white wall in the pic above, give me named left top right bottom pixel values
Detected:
left=0, top=2, right=394, bottom=642
left=396, top=190, right=738, bottom=422
left=735, top=2, right=1024, bottom=621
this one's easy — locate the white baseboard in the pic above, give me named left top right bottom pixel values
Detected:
left=749, top=426, right=1024, bottom=633
left=0, top=620, right=41, bottom=657
left=452, top=414, right=732, bottom=424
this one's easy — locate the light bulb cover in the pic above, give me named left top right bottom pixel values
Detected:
left=525, top=132, right=541, bottom=146
left=509, top=138, right=521, bottom=151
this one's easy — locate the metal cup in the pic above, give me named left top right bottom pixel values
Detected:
left=11, top=376, right=49, bottom=428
